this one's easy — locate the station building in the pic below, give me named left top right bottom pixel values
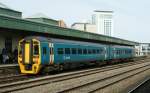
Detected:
left=0, top=3, right=22, bottom=53
left=135, top=43, right=150, bottom=56
left=0, top=3, right=137, bottom=63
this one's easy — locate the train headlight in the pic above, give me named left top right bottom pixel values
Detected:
left=33, top=57, right=39, bottom=64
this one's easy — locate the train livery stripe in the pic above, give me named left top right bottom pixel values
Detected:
left=50, top=48, right=53, bottom=64
left=49, top=43, right=54, bottom=64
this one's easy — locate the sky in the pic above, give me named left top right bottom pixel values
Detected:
left=0, top=0, right=149, bottom=43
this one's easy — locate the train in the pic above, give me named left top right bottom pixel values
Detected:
left=18, top=36, right=135, bottom=74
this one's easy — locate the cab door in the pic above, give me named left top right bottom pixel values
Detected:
left=41, top=42, right=49, bottom=64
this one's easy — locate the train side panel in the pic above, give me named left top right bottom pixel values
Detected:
left=53, top=42, right=108, bottom=64
left=109, top=45, right=134, bottom=60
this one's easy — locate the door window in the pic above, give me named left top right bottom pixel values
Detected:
left=33, top=45, right=39, bottom=55
left=43, top=47, right=47, bottom=55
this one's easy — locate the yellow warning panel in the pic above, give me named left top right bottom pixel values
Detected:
left=25, top=43, right=30, bottom=64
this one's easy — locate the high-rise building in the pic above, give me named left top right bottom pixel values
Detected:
left=71, top=10, right=113, bottom=36
left=92, top=10, right=113, bottom=36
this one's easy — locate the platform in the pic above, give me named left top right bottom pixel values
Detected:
left=0, top=64, right=19, bottom=75
left=0, top=64, right=18, bottom=68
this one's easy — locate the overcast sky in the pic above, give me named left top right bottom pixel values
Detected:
left=0, top=0, right=149, bottom=43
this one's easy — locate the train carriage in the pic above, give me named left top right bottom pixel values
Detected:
left=18, top=36, right=135, bottom=74
left=109, top=45, right=134, bottom=60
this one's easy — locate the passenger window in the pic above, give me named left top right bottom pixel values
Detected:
left=72, top=48, right=77, bottom=54
left=113, top=50, right=116, bottom=54
left=78, top=48, right=82, bottom=54
left=100, top=49, right=104, bottom=54
left=33, top=45, right=39, bottom=55
left=65, top=48, right=70, bottom=54
left=97, top=49, right=100, bottom=54
left=130, top=50, right=132, bottom=53
left=119, top=50, right=120, bottom=54
left=117, top=50, right=119, bottom=55
left=43, top=47, right=47, bottom=55
left=92, top=49, right=96, bottom=54
left=125, top=50, right=127, bottom=54
left=88, top=49, right=92, bottom=54
left=57, top=48, right=64, bottom=54
left=83, top=49, right=87, bottom=54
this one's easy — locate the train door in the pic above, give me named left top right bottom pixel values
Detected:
left=49, top=43, right=54, bottom=64
left=107, top=45, right=111, bottom=60
left=104, top=47, right=107, bottom=60
left=113, top=48, right=116, bottom=59
left=41, top=42, right=49, bottom=64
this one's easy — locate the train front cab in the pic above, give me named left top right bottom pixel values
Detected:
left=18, top=39, right=41, bottom=74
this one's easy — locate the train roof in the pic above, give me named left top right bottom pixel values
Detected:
left=24, top=36, right=106, bottom=47
left=24, top=36, right=134, bottom=48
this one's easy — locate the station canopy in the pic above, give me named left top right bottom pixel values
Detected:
left=0, top=2, right=138, bottom=46
left=0, top=2, right=10, bottom=9
left=0, top=2, right=22, bottom=18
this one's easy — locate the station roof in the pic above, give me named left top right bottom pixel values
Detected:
left=0, top=14, right=138, bottom=46
left=0, top=3, right=10, bottom=9
left=0, top=2, right=22, bottom=18
left=26, top=13, right=59, bottom=26
left=27, top=13, right=50, bottom=19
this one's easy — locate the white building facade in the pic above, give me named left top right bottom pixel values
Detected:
left=92, top=11, right=113, bottom=36
left=135, top=43, right=150, bottom=56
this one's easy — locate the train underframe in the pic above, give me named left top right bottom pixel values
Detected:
left=39, top=58, right=134, bottom=74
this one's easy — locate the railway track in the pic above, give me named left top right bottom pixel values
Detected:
left=59, top=63, right=150, bottom=93
left=128, top=76, right=150, bottom=93
left=0, top=64, right=19, bottom=75
left=0, top=74, right=36, bottom=84
left=0, top=59, right=149, bottom=93
left=0, top=59, right=145, bottom=85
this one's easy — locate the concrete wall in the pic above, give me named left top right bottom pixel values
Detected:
left=71, top=23, right=96, bottom=33
left=0, top=34, right=5, bottom=53
left=72, top=23, right=85, bottom=31
left=86, top=24, right=96, bottom=33
left=0, top=30, right=23, bottom=54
